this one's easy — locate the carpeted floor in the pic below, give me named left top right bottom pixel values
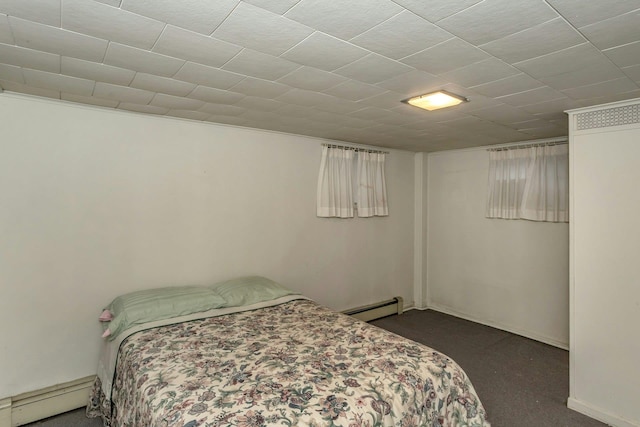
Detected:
left=27, top=309, right=607, bottom=427
left=371, top=310, right=607, bottom=427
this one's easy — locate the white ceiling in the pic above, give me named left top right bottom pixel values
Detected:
left=1, top=0, right=639, bottom=151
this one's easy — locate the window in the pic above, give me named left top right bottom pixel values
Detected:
left=317, top=145, right=388, bottom=218
left=486, top=143, right=568, bottom=222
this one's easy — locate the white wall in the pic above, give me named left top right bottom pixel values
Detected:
left=426, top=147, right=570, bottom=348
left=569, top=100, right=640, bottom=427
left=0, top=94, right=416, bottom=399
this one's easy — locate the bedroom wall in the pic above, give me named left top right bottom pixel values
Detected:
left=0, top=93, right=415, bottom=399
left=568, top=100, right=640, bottom=427
left=426, top=147, right=569, bottom=348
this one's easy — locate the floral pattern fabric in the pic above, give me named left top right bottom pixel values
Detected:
left=87, top=299, right=490, bottom=426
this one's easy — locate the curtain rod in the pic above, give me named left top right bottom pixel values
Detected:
left=322, top=143, right=389, bottom=154
left=487, top=139, right=567, bottom=152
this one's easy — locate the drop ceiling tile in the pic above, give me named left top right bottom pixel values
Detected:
left=0, top=0, right=61, bottom=26
left=166, top=109, right=211, bottom=121
left=285, top=0, right=403, bottom=40
left=22, top=69, right=95, bottom=96
left=514, top=43, right=617, bottom=79
left=334, top=53, right=413, bottom=84
left=0, top=14, right=13, bottom=44
left=280, top=32, right=368, bottom=71
left=94, top=82, right=156, bottom=104
left=275, top=87, right=331, bottom=107
left=199, top=103, right=246, bottom=116
left=510, top=119, right=555, bottom=131
left=348, top=107, right=394, bottom=120
left=239, top=110, right=283, bottom=125
left=401, top=117, right=446, bottom=131
left=130, top=73, right=197, bottom=97
left=228, top=77, right=291, bottom=98
left=519, top=126, right=567, bottom=138
left=121, top=0, right=239, bottom=35
left=451, top=91, right=503, bottom=112
left=391, top=102, right=444, bottom=120
left=536, top=61, right=625, bottom=90
left=376, top=69, right=444, bottom=95
left=94, top=0, right=121, bottom=6
left=61, top=57, right=136, bottom=86
left=242, top=0, right=301, bottom=15
left=350, top=11, right=452, bottom=60
left=323, top=80, right=386, bottom=101
left=437, top=0, right=558, bottom=45
left=174, top=62, right=244, bottom=89
left=437, top=116, right=501, bottom=133
left=0, top=63, right=23, bottom=83
left=470, top=73, right=543, bottom=98
left=470, top=103, right=538, bottom=124
left=0, top=43, right=60, bottom=73
left=9, top=17, right=108, bottom=62
left=391, top=0, right=482, bottom=22
left=437, top=58, right=520, bottom=87
left=401, top=38, right=489, bottom=75
left=312, top=95, right=361, bottom=114
left=475, top=124, right=535, bottom=140
left=546, top=0, right=640, bottom=27
left=118, top=102, right=169, bottom=115
left=533, top=111, right=571, bottom=121
left=579, top=9, right=640, bottom=50
left=206, top=115, right=248, bottom=126
left=188, top=86, right=244, bottom=104
left=234, top=96, right=285, bottom=112
left=61, top=92, right=119, bottom=108
left=356, top=90, right=405, bottom=109
left=63, top=0, right=165, bottom=50
left=561, top=77, right=639, bottom=100
left=0, top=79, right=60, bottom=99
left=575, top=89, right=640, bottom=107
left=274, top=103, right=314, bottom=118
left=153, top=26, right=242, bottom=68
left=375, top=110, right=422, bottom=126
left=622, top=64, right=640, bottom=83
left=222, top=48, right=300, bottom=80
left=149, top=93, right=206, bottom=110
left=480, top=18, right=584, bottom=64
left=603, top=41, right=640, bottom=68
left=520, top=97, right=580, bottom=115
left=104, top=43, right=185, bottom=77
left=337, top=116, right=375, bottom=129
left=496, top=86, right=567, bottom=107
left=375, top=124, right=425, bottom=139
left=213, top=2, right=313, bottom=56
left=277, top=66, right=346, bottom=91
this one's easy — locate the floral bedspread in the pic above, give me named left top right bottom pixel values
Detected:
left=87, top=299, right=490, bottom=426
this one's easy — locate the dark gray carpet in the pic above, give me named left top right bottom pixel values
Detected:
left=28, top=309, right=607, bottom=427
left=371, top=310, right=607, bottom=427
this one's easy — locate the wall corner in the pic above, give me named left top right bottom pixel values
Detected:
left=413, top=152, right=427, bottom=309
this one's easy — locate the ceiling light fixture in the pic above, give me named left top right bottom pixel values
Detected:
left=403, top=90, right=468, bottom=111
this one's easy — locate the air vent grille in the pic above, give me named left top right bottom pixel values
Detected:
left=576, top=104, right=640, bottom=130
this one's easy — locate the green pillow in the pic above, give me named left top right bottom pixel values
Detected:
left=210, top=276, right=297, bottom=307
left=103, top=286, right=227, bottom=340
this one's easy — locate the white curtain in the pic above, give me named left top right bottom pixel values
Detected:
left=316, top=146, right=355, bottom=218
left=356, top=151, right=389, bottom=217
left=486, top=144, right=568, bottom=222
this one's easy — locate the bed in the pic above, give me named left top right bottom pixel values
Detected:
left=87, top=277, right=490, bottom=426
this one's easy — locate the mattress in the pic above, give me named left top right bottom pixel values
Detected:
left=87, top=297, right=490, bottom=426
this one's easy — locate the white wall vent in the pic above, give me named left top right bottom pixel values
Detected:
left=576, top=103, right=640, bottom=130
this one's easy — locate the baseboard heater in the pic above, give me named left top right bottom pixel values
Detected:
left=1, top=376, right=95, bottom=427
left=343, top=296, right=403, bottom=322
